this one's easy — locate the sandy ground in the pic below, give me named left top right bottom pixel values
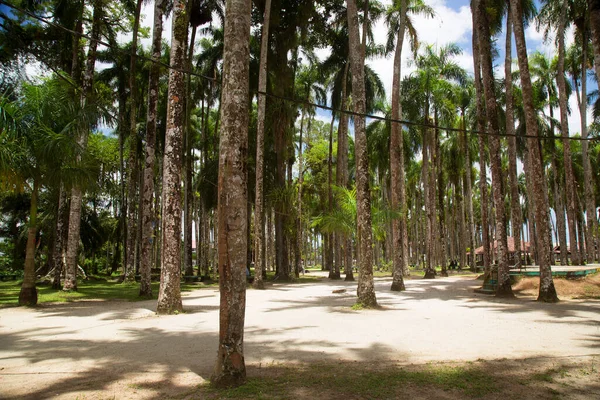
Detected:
left=1, top=273, right=599, bottom=399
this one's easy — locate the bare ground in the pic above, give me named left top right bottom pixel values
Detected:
left=0, top=273, right=599, bottom=399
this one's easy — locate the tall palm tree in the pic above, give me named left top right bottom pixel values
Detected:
left=347, top=0, right=377, bottom=307
left=528, top=51, right=568, bottom=265
left=510, top=0, right=559, bottom=302
left=539, top=0, right=581, bottom=264
left=211, top=0, right=250, bottom=387
left=140, top=0, right=167, bottom=298
left=505, top=0, right=522, bottom=270
left=473, top=0, right=514, bottom=296
left=64, top=0, right=103, bottom=292
left=470, top=1, right=491, bottom=275
left=253, top=0, right=272, bottom=290
left=386, top=0, right=434, bottom=290
left=156, top=0, right=188, bottom=315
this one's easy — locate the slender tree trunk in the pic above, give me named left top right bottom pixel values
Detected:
left=183, top=26, right=196, bottom=280
left=297, top=104, right=306, bottom=279
left=511, top=0, right=558, bottom=302
left=253, top=0, right=271, bottom=289
left=124, top=0, right=145, bottom=282
left=140, top=0, right=165, bottom=298
left=52, top=185, right=68, bottom=289
left=327, top=111, right=338, bottom=279
left=579, top=21, right=595, bottom=263
left=337, top=65, right=354, bottom=281
left=471, top=9, right=490, bottom=274
left=390, top=0, right=407, bottom=291
left=64, top=0, right=101, bottom=291
left=347, top=0, right=376, bottom=307
left=505, top=7, right=521, bottom=269
left=156, top=0, right=188, bottom=314
left=211, top=0, right=250, bottom=387
left=474, top=0, right=512, bottom=296
left=555, top=3, right=580, bottom=265
left=19, top=180, right=39, bottom=306
left=553, top=164, right=568, bottom=265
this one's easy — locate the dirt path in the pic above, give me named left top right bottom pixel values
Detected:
left=1, top=275, right=599, bottom=399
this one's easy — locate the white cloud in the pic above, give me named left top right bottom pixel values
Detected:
left=367, top=0, right=473, bottom=100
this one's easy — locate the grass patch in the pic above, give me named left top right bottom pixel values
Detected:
left=201, top=362, right=499, bottom=399
left=0, top=279, right=208, bottom=307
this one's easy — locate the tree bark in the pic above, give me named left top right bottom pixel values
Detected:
left=184, top=26, right=196, bottom=280
left=211, top=0, right=251, bottom=388
left=505, top=5, right=522, bottom=269
left=19, top=180, right=39, bottom=306
left=347, top=0, right=377, bottom=307
left=52, top=184, right=68, bottom=289
left=124, top=0, right=145, bottom=283
left=390, top=0, right=407, bottom=291
left=579, top=16, right=596, bottom=262
left=253, top=0, right=271, bottom=289
left=556, top=2, right=580, bottom=265
left=64, top=0, right=101, bottom=291
left=474, top=0, right=513, bottom=297
left=511, top=0, right=558, bottom=302
left=156, top=0, right=188, bottom=314
left=140, top=0, right=165, bottom=298
left=471, top=6, right=490, bottom=274
left=337, top=64, right=354, bottom=282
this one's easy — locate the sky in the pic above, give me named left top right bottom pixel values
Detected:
left=129, top=0, right=596, bottom=136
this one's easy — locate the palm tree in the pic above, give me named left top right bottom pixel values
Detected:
left=505, top=0, right=522, bottom=270
left=473, top=0, right=514, bottom=296
left=347, top=0, right=377, bottom=307
left=211, top=0, right=250, bottom=387
left=410, top=43, right=466, bottom=278
left=156, top=0, right=188, bottom=315
left=64, top=0, right=103, bottom=292
left=386, top=0, right=434, bottom=290
left=253, top=0, right=272, bottom=290
left=539, top=0, right=581, bottom=264
left=510, top=0, right=559, bottom=302
left=528, top=51, right=568, bottom=265
left=470, top=1, right=491, bottom=275
left=140, top=0, right=167, bottom=298
left=0, top=77, right=94, bottom=305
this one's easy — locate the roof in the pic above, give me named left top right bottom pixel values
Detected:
left=471, top=237, right=531, bottom=255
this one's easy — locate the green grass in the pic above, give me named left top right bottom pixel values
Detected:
left=201, top=362, right=498, bottom=399
left=0, top=279, right=211, bottom=307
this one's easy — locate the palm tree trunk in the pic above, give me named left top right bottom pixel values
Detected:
left=337, top=64, right=354, bottom=281
left=253, top=0, right=271, bottom=289
left=327, top=107, right=339, bottom=279
left=462, top=111, right=476, bottom=271
left=124, top=0, right=145, bottom=283
left=19, top=180, right=39, bottom=306
left=556, top=2, right=580, bottom=265
left=347, top=0, right=377, bottom=307
left=156, top=0, right=188, bottom=315
left=471, top=7, right=490, bottom=274
left=474, top=0, right=512, bottom=296
left=505, top=7, right=522, bottom=269
left=579, top=21, right=596, bottom=262
left=140, top=0, right=165, bottom=298
left=211, top=0, right=251, bottom=387
left=52, top=184, right=68, bottom=289
left=184, top=26, right=196, bottom=280
left=553, top=163, right=568, bottom=265
left=511, top=0, right=558, bottom=302
left=390, top=0, right=407, bottom=291
left=64, top=0, right=101, bottom=291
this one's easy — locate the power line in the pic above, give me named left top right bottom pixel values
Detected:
left=1, top=0, right=598, bottom=143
